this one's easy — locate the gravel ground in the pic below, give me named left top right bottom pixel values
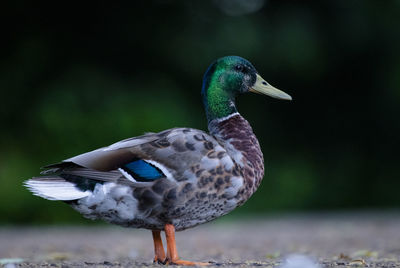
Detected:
left=1, top=212, right=399, bottom=267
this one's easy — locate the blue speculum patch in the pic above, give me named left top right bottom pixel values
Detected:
left=123, top=160, right=163, bottom=181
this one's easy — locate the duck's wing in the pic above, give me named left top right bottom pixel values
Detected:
left=25, top=127, right=233, bottom=201
left=41, top=127, right=228, bottom=184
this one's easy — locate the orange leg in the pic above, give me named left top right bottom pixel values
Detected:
left=164, top=223, right=209, bottom=266
left=152, top=230, right=166, bottom=264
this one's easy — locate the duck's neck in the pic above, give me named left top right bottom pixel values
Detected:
left=201, top=69, right=237, bottom=123
left=202, top=91, right=237, bottom=123
left=208, top=114, right=265, bottom=195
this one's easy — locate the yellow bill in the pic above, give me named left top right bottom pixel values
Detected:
left=250, top=74, right=292, bottom=100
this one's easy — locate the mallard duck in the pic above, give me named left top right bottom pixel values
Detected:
left=25, top=56, right=291, bottom=266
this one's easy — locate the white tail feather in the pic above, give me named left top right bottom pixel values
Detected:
left=24, top=178, right=91, bottom=201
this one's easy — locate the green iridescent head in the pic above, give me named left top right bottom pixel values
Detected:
left=201, top=56, right=292, bottom=123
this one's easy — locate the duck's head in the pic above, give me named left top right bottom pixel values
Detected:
left=201, top=56, right=292, bottom=123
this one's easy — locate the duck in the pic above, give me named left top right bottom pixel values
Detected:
left=25, top=56, right=292, bottom=266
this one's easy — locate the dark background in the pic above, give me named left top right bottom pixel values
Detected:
left=1, top=0, right=399, bottom=224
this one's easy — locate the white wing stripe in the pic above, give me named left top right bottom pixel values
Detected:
left=118, top=168, right=137, bottom=183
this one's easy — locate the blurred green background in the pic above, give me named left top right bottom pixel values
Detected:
left=1, top=0, right=399, bottom=224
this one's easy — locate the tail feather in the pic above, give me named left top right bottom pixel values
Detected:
left=24, top=177, right=91, bottom=201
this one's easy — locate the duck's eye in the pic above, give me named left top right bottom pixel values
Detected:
left=235, top=65, right=244, bottom=72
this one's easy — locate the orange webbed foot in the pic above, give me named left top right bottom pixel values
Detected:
left=164, top=224, right=210, bottom=266
left=165, top=258, right=210, bottom=266
left=154, top=256, right=167, bottom=265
